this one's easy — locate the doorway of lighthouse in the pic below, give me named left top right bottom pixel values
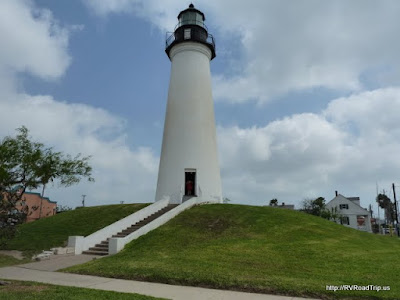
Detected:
left=184, top=169, right=196, bottom=197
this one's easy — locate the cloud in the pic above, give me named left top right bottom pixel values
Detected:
left=208, top=0, right=400, bottom=103
left=218, top=88, right=400, bottom=206
left=83, top=0, right=182, bottom=31
left=83, top=0, right=140, bottom=16
left=0, top=0, right=159, bottom=207
left=83, top=0, right=400, bottom=103
left=0, top=0, right=70, bottom=80
left=218, top=113, right=349, bottom=204
left=0, top=93, right=159, bottom=206
left=324, top=88, right=400, bottom=180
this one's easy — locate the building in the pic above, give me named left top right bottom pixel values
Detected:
left=155, top=4, right=222, bottom=204
left=276, top=203, right=295, bottom=210
left=16, top=192, right=57, bottom=222
left=268, top=200, right=295, bottom=209
left=326, top=194, right=372, bottom=232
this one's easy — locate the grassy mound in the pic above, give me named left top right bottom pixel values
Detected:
left=3, top=203, right=149, bottom=251
left=65, top=204, right=400, bottom=299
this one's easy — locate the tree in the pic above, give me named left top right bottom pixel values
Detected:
left=302, top=197, right=326, bottom=216
left=223, top=197, right=231, bottom=203
left=0, top=126, right=94, bottom=246
left=376, top=193, right=395, bottom=224
left=301, top=196, right=335, bottom=220
left=56, top=205, right=73, bottom=213
left=328, top=206, right=341, bottom=222
left=269, top=198, right=278, bottom=206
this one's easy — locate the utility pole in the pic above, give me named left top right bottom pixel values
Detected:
left=392, top=183, right=399, bottom=236
left=382, top=189, right=387, bottom=226
left=376, top=182, right=381, bottom=233
left=82, top=195, right=86, bottom=207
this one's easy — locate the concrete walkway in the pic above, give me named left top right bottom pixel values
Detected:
left=15, top=253, right=99, bottom=271
left=0, top=255, right=318, bottom=300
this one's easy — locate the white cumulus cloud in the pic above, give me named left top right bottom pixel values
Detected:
left=0, top=0, right=159, bottom=207
left=0, top=0, right=70, bottom=80
left=83, top=0, right=400, bottom=103
left=218, top=88, right=400, bottom=207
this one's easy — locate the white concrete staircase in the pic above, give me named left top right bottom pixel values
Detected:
left=82, top=204, right=178, bottom=255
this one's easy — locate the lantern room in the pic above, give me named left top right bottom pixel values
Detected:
left=165, top=4, right=216, bottom=60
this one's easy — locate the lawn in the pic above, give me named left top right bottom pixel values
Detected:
left=3, top=203, right=149, bottom=251
left=64, top=204, right=400, bottom=300
left=0, top=254, right=30, bottom=268
left=0, top=280, right=167, bottom=300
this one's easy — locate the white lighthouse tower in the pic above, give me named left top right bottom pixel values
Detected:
left=155, top=4, right=222, bottom=204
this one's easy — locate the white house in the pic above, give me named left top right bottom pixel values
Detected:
left=326, top=194, right=372, bottom=233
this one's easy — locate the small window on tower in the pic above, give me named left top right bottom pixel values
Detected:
left=184, top=28, right=191, bottom=39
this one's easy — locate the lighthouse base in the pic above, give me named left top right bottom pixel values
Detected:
left=158, top=193, right=222, bottom=205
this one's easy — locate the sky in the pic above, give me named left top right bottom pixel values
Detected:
left=1, top=0, right=400, bottom=215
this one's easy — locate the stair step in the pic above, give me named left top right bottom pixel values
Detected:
left=82, top=250, right=108, bottom=256
left=112, top=234, right=127, bottom=238
left=142, top=219, right=156, bottom=223
left=121, top=229, right=138, bottom=234
left=89, top=246, right=108, bottom=251
left=94, top=243, right=108, bottom=248
left=119, top=232, right=135, bottom=236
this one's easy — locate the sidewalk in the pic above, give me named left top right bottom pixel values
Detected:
left=15, top=253, right=99, bottom=271
left=0, top=255, right=319, bottom=300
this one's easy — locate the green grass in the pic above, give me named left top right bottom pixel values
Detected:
left=0, top=280, right=167, bottom=300
left=3, top=203, right=149, bottom=251
left=64, top=204, right=400, bottom=300
left=0, top=254, right=30, bottom=267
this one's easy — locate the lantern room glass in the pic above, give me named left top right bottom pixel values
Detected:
left=178, top=11, right=205, bottom=28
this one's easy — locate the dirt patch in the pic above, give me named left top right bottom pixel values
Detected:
left=0, top=250, right=24, bottom=260
left=1, top=282, right=49, bottom=293
left=206, top=217, right=235, bottom=233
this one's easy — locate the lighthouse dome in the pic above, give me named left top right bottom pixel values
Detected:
left=177, top=4, right=206, bottom=30
left=165, top=4, right=215, bottom=60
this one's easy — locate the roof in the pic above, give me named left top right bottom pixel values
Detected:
left=23, top=192, right=57, bottom=204
left=347, top=197, right=360, bottom=202
left=326, top=194, right=368, bottom=214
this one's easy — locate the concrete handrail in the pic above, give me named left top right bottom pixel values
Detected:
left=68, top=197, right=169, bottom=254
left=109, top=197, right=203, bottom=254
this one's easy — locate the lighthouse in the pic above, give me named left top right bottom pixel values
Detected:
left=155, top=4, right=222, bottom=204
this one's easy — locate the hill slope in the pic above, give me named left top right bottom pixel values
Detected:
left=3, top=203, right=149, bottom=251
left=65, top=204, right=400, bottom=299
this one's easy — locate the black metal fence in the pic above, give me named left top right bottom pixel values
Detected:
left=166, top=31, right=215, bottom=51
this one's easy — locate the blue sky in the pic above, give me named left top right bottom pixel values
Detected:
left=1, top=0, right=400, bottom=216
